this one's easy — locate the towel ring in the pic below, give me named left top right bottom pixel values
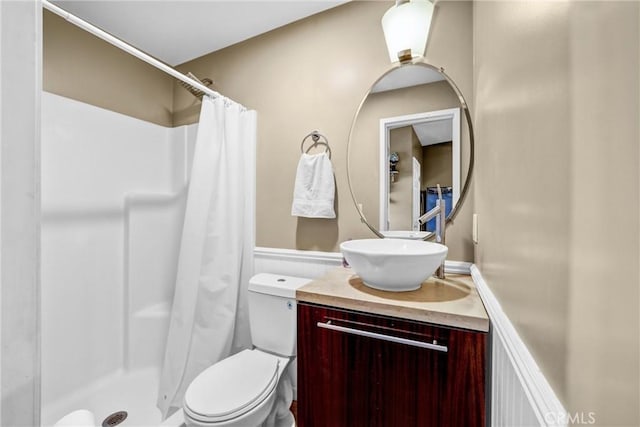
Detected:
left=300, top=130, right=331, bottom=158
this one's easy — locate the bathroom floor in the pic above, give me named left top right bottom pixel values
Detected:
left=290, top=400, right=297, bottom=425
left=160, top=402, right=299, bottom=427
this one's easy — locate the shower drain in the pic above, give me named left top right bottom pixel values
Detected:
left=102, top=411, right=128, bottom=427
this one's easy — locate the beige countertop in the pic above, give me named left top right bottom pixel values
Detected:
left=296, top=267, right=489, bottom=332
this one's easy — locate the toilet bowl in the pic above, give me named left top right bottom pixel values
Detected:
left=182, top=273, right=311, bottom=427
left=183, top=349, right=289, bottom=427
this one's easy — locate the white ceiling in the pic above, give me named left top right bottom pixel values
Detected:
left=413, top=119, right=452, bottom=147
left=371, top=64, right=444, bottom=93
left=53, top=1, right=348, bottom=66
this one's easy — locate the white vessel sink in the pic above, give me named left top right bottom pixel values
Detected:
left=340, top=238, right=448, bottom=292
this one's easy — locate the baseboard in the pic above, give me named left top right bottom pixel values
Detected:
left=445, top=260, right=472, bottom=274
left=471, top=265, right=567, bottom=426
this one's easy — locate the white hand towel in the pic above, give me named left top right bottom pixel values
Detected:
left=291, top=152, right=336, bottom=218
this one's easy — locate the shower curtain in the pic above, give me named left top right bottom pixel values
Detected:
left=157, top=96, right=256, bottom=418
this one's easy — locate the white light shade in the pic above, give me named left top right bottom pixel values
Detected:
left=381, top=0, right=434, bottom=63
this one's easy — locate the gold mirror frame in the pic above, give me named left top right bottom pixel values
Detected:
left=346, top=60, right=475, bottom=239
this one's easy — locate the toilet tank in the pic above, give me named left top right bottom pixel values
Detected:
left=249, top=273, right=311, bottom=357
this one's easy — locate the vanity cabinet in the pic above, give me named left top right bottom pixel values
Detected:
left=297, top=302, right=488, bottom=427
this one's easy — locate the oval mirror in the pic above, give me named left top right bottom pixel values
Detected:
left=347, top=61, right=474, bottom=240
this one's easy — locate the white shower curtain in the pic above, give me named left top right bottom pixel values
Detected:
left=157, top=96, right=256, bottom=418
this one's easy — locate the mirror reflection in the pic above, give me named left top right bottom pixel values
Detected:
left=347, top=62, right=472, bottom=239
left=383, top=106, right=459, bottom=233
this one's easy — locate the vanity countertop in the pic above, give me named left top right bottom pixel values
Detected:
left=296, top=267, right=489, bottom=332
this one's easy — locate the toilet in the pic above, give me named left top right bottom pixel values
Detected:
left=182, top=273, right=311, bottom=427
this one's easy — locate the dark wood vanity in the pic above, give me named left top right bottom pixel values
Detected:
left=295, top=270, right=490, bottom=427
left=303, top=52, right=486, bottom=426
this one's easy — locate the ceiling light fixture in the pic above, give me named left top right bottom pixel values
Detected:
left=381, top=0, right=434, bottom=63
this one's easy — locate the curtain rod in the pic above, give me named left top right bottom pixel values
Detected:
left=42, top=0, right=237, bottom=105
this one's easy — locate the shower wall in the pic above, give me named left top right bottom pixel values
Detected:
left=40, top=92, right=196, bottom=407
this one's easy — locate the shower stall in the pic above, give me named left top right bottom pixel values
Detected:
left=39, top=3, right=255, bottom=425
left=40, top=91, right=198, bottom=425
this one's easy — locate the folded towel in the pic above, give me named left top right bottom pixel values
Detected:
left=291, top=152, right=336, bottom=218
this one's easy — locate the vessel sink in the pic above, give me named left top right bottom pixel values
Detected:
left=340, top=238, right=448, bottom=292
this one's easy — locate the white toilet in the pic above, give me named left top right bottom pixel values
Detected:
left=182, top=273, right=311, bottom=427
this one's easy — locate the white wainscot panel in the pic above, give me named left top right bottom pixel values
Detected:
left=254, top=247, right=343, bottom=279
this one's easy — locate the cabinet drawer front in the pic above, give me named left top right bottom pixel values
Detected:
left=297, top=303, right=487, bottom=427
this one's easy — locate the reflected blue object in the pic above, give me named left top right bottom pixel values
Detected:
left=425, top=187, right=452, bottom=232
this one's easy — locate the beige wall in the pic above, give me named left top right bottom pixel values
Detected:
left=43, top=11, right=174, bottom=127
left=474, top=1, right=639, bottom=425
left=423, top=142, right=452, bottom=189
left=174, top=0, right=474, bottom=256
left=389, top=126, right=414, bottom=230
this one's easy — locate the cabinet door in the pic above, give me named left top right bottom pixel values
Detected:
left=297, top=303, right=487, bottom=427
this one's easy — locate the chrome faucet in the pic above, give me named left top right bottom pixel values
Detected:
left=417, top=184, right=446, bottom=279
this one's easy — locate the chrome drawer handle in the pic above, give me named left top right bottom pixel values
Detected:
left=316, top=321, right=448, bottom=353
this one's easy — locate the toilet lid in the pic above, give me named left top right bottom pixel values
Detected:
left=184, top=349, right=279, bottom=422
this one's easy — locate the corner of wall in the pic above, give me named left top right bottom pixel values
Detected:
left=0, top=1, right=42, bottom=424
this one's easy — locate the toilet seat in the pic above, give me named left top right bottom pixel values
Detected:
left=183, top=349, right=280, bottom=424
